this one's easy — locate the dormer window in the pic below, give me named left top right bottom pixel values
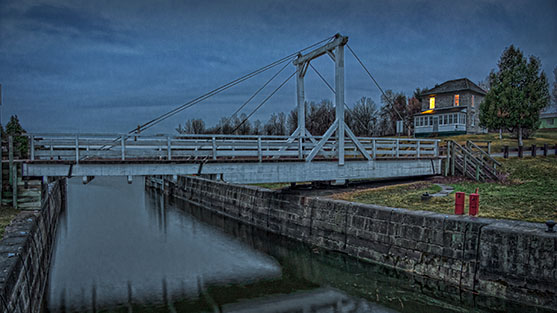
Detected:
left=454, top=94, right=459, bottom=106
left=429, top=97, right=435, bottom=109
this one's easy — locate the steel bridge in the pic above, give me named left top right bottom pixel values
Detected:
left=21, top=34, right=442, bottom=184
left=23, top=133, right=441, bottom=183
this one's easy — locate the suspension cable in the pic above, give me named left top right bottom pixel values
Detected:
left=308, top=63, right=371, bottom=131
left=232, top=71, right=296, bottom=134
left=346, top=44, right=409, bottom=128
left=214, top=60, right=291, bottom=134
left=131, top=36, right=336, bottom=134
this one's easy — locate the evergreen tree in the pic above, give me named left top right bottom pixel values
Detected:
left=480, top=45, right=550, bottom=146
left=5, top=115, right=28, bottom=158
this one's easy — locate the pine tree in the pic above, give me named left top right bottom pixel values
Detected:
left=5, top=115, right=28, bottom=158
left=480, top=45, right=550, bottom=147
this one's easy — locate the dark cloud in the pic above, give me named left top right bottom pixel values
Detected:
left=0, top=0, right=555, bottom=133
left=22, top=4, right=117, bottom=40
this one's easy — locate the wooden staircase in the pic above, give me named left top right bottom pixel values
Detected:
left=444, top=140, right=500, bottom=181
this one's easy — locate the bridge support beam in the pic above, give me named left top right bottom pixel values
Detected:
left=23, top=159, right=442, bottom=184
left=335, top=43, right=345, bottom=165
left=296, top=62, right=306, bottom=138
left=293, top=33, right=370, bottom=164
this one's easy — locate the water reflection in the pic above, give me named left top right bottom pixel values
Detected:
left=46, top=177, right=550, bottom=313
left=47, top=177, right=281, bottom=312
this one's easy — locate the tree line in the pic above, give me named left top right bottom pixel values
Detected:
left=176, top=92, right=422, bottom=137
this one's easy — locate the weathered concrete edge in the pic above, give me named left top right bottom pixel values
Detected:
left=0, top=179, right=66, bottom=313
left=148, top=175, right=556, bottom=310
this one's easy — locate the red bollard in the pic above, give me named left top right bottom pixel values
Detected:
left=455, top=192, right=465, bottom=215
left=469, top=189, right=479, bottom=216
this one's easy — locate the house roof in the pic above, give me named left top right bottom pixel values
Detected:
left=414, top=106, right=466, bottom=116
left=421, top=78, right=487, bottom=96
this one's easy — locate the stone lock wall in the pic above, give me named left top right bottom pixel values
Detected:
left=148, top=176, right=556, bottom=309
left=0, top=179, right=66, bottom=313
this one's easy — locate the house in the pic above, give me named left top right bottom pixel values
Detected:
left=414, top=78, right=487, bottom=137
left=540, top=105, right=557, bottom=129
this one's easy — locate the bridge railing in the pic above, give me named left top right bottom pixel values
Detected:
left=25, top=133, right=439, bottom=162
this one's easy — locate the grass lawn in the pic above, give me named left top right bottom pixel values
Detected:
left=437, top=129, right=557, bottom=152
left=333, top=157, right=557, bottom=223
left=0, top=206, right=20, bottom=239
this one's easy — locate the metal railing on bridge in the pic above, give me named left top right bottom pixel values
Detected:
left=26, top=133, right=439, bottom=163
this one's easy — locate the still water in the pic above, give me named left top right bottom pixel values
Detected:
left=46, top=177, right=548, bottom=312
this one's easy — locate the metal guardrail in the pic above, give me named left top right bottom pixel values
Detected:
left=25, top=133, right=440, bottom=163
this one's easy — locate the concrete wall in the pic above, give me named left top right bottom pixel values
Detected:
left=148, top=175, right=557, bottom=310
left=0, top=179, right=66, bottom=313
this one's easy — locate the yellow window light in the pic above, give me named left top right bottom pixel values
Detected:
left=429, top=97, right=435, bottom=109
left=454, top=94, right=459, bottom=106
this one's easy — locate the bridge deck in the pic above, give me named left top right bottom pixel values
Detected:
left=23, top=133, right=442, bottom=183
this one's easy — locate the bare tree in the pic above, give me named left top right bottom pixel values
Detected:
left=307, top=100, right=335, bottom=135
left=264, top=112, right=287, bottom=135
left=346, top=97, right=378, bottom=136
left=176, top=118, right=205, bottom=134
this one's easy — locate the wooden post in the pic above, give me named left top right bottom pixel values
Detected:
left=298, top=136, right=303, bottom=159
left=503, top=145, right=509, bottom=159
left=8, top=136, right=13, bottom=185
left=396, top=139, right=400, bottom=158
left=257, top=137, right=262, bottom=162
left=75, top=135, right=79, bottom=163
left=12, top=164, right=17, bottom=209
left=543, top=143, right=548, bottom=157
left=518, top=145, right=523, bottom=158
left=463, top=154, right=467, bottom=174
left=30, top=135, right=34, bottom=161
left=167, top=136, right=171, bottom=160
left=335, top=44, right=345, bottom=166
left=372, top=139, right=376, bottom=159
left=531, top=144, right=536, bottom=157
left=445, top=141, right=451, bottom=176
left=212, top=137, right=217, bottom=160
left=121, top=136, right=126, bottom=160
left=417, top=140, right=421, bottom=158
left=450, top=143, right=455, bottom=176
left=475, top=163, right=480, bottom=181
left=487, top=141, right=491, bottom=155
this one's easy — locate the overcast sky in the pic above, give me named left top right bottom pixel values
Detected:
left=1, top=0, right=556, bottom=134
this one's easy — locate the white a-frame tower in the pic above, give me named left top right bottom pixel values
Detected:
left=292, top=33, right=371, bottom=165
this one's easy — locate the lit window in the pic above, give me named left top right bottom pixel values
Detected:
left=471, top=95, right=475, bottom=107
left=454, top=94, right=460, bottom=106
left=429, top=97, right=435, bottom=109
